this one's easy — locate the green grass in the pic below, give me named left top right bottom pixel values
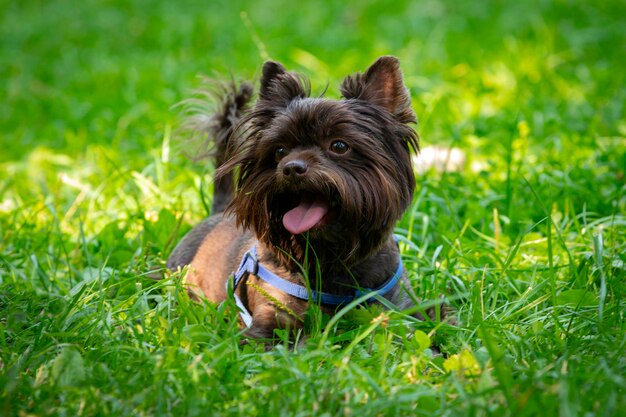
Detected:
left=1, top=0, right=625, bottom=415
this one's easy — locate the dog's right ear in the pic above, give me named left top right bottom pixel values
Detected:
left=259, top=61, right=309, bottom=106
left=260, top=61, right=287, bottom=97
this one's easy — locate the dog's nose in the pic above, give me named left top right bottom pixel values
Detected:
left=282, top=159, right=308, bottom=177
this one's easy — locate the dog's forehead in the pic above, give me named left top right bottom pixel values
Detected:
left=285, top=97, right=344, bottom=118
left=270, top=98, right=353, bottom=133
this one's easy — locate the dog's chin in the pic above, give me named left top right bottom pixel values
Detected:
left=262, top=188, right=391, bottom=268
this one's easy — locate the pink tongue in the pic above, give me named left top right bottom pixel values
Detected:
left=282, top=199, right=329, bottom=234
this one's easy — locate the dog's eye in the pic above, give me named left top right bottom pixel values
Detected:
left=275, top=146, right=287, bottom=161
left=330, top=140, right=349, bottom=154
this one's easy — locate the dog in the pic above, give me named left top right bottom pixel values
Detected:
left=168, top=56, right=441, bottom=338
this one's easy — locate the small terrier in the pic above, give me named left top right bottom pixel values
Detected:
left=168, top=56, right=438, bottom=337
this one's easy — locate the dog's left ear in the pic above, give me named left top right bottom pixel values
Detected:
left=340, top=56, right=416, bottom=124
left=259, top=60, right=309, bottom=106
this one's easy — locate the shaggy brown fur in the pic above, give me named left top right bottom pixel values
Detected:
left=168, top=56, right=436, bottom=338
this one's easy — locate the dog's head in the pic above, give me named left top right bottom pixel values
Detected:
left=222, top=56, right=418, bottom=269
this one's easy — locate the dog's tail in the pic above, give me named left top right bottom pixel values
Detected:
left=183, top=80, right=254, bottom=213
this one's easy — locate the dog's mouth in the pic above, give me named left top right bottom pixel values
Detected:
left=280, top=192, right=335, bottom=235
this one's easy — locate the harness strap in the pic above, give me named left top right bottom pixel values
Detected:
left=227, top=237, right=404, bottom=328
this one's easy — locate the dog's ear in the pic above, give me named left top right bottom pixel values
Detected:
left=340, top=56, right=416, bottom=124
left=260, top=61, right=287, bottom=97
left=259, top=61, right=309, bottom=105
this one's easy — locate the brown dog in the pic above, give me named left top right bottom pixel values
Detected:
left=168, top=56, right=435, bottom=338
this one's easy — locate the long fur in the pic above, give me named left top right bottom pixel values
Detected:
left=168, top=57, right=440, bottom=338
left=218, top=58, right=418, bottom=278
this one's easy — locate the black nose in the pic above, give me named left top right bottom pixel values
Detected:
left=282, top=159, right=308, bottom=177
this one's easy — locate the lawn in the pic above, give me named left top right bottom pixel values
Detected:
left=1, top=0, right=625, bottom=415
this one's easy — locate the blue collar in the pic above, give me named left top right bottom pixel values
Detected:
left=227, top=237, right=404, bottom=328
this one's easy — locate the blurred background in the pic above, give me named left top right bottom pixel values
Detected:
left=3, top=0, right=624, bottom=157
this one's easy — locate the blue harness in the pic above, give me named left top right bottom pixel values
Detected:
left=228, top=238, right=404, bottom=327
